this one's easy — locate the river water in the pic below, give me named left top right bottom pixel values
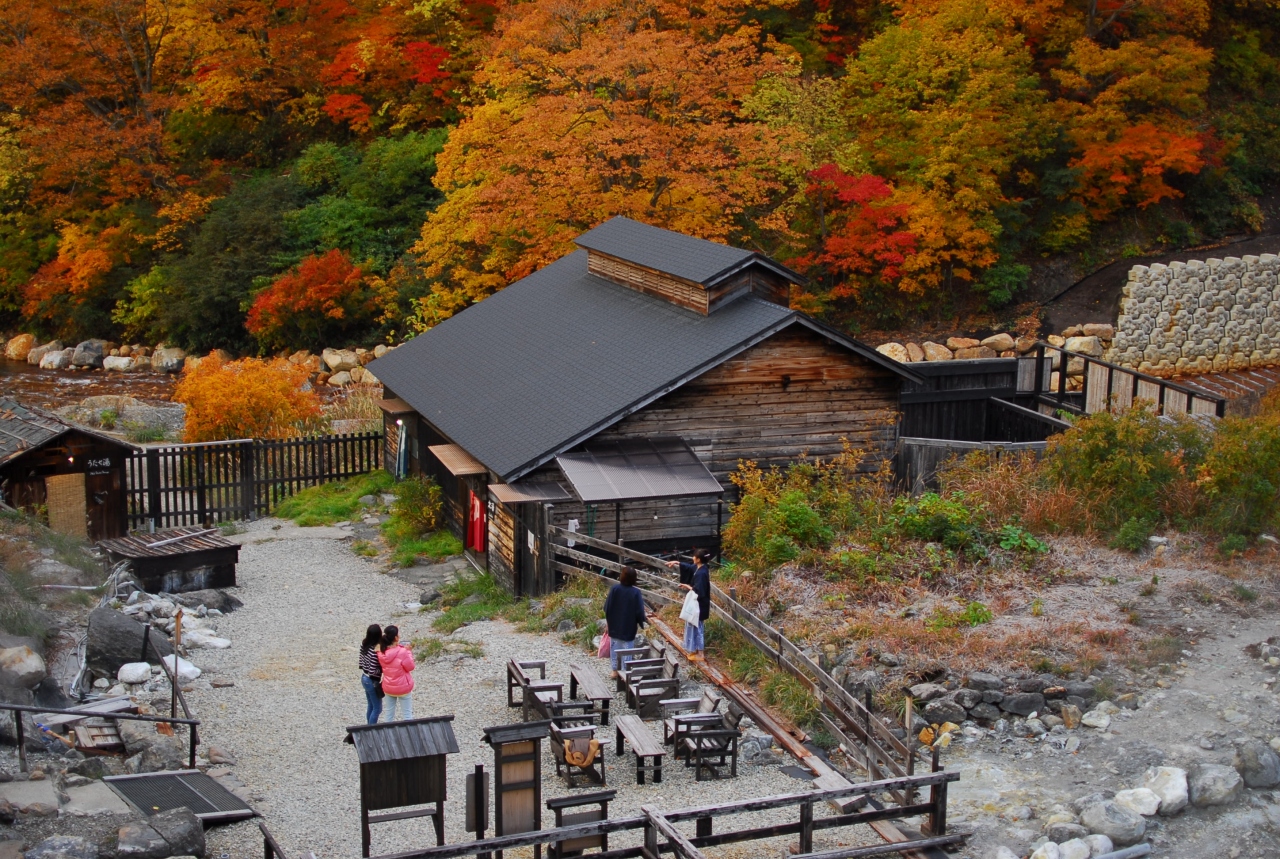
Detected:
left=0, top=358, right=176, bottom=410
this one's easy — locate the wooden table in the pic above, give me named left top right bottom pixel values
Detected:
left=569, top=663, right=612, bottom=726
left=614, top=714, right=665, bottom=785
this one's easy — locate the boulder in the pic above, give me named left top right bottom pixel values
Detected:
left=173, top=590, right=242, bottom=613
left=953, top=688, right=982, bottom=710
left=321, top=348, right=360, bottom=373
left=1029, top=844, right=1059, bottom=859
left=1063, top=681, right=1096, bottom=701
left=117, top=662, right=152, bottom=685
left=39, top=349, right=72, bottom=370
left=1189, top=763, right=1243, bottom=807
left=161, top=654, right=200, bottom=681
left=102, top=356, right=137, bottom=372
left=361, top=370, right=379, bottom=386
left=1015, top=336, right=1039, bottom=354
left=876, top=342, right=910, bottom=363
left=182, top=630, right=230, bottom=650
left=4, top=334, right=35, bottom=361
left=85, top=607, right=173, bottom=676
left=1233, top=738, right=1280, bottom=788
left=26, top=340, right=62, bottom=365
left=0, top=647, right=46, bottom=689
left=908, top=682, right=948, bottom=702
left=23, top=837, right=98, bottom=859
left=905, top=342, right=925, bottom=363
left=116, top=822, right=169, bottom=859
left=922, top=342, right=953, bottom=361
left=71, top=340, right=110, bottom=368
left=946, top=337, right=980, bottom=350
left=1141, top=766, right=1188, bottom=815
left=1079, top=800, right=1146, bottom=847
left=137, top=737, right=189, bottom=774
left=348, top=366, right=366, bottom=384
left=373, top=344, right=389, bottom=358
left=327, top=371, right=352, bottom=387
left=1113, top=788, right=1160, bottom=816
left=981, top=333, right=1016, bottom=352
left=954, top=345, right=998, bottom=360
left=1064, top=336, right=1103, bottom=357
left=1057, top=839, right=1090, bottom=859
left=1060, top=704, right=1082, bottom=730
left=965, top=671, right=1002, bottom=691
left=151, top=347, right=186, bottom=374
left=922, top=698, right=966, bottom=726
left=205, top=349, right=232, bottom=365
left=1082, top=323, right=1115, bottom=340
left=1000, top=692, right=1044, bottom=716
left=969, top=702, right=1001, bottom=722
left=148, top=807, right=205, bottom=858
left=1081, top=709, right=1111, bottom=730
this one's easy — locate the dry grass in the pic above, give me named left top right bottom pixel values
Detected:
left=324, top=384, right=383, bottom=433
left=940, top=450, right=1095, bottom=535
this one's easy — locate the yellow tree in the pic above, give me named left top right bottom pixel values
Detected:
left=409, top=0, right=798, bottom=321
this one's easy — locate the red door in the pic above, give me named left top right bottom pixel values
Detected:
left=466, top=490, right=487, bottom=552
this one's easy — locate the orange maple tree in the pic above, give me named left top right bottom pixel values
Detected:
left=174, top=356, right=323, bottom=442
left=246, top=249, right=392, bottom=351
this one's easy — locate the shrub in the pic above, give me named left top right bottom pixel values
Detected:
left=98, top=409, right=117, bottom=430
left=1218, top=533, right=1248, bottom=558
left=1109, top=516, right=1155, bottom=552
left=174, top=356, right=323, bottom=442
left=390, top=475, right=443, bottom=536
left=245, top=249, right=394, bottom=352
left=888, top=492, right=987, bottom=558
left=1196, top=415, right=1280, bottom=537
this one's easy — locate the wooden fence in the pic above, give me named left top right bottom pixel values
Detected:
left=1020, top=342, right=1226, bottom=418
left=124, top=432, right=382, bottom=528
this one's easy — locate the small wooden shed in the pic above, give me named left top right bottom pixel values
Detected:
left=0, top=399, right=136, bottom=541
left=345, top=715, right=459, bottom=856
left=98, top=526, right=240, bottom=592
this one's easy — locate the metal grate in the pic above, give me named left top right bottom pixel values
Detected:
left=104, top=770, right=255, bottom=822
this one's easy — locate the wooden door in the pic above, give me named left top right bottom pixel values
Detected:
left=45, top=472, right=88, bottom=538
left=85, top=462, right=125, bottom=540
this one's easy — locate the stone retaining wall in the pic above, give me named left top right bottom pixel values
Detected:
left=1106, top=254, right=1280, bottom=375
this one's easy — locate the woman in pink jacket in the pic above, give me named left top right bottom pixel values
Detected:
left=376, top=625, right=416, bottom=721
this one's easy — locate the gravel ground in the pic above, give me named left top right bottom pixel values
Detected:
left=190, top=521, right=886, bottom=859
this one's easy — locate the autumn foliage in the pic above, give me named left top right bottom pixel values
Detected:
left=246, top=250, right=391, bottom=352
left=174, top=358, right=323, bottom=443
left=0, top=0, right=1274, bottom=341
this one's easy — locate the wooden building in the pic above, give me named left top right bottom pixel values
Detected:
left=0, top=399, right=136, bottom=541
left=369, top=217, right=923, bottom=596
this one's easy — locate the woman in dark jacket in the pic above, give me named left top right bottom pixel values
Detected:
left=667, top=549, right=712, bottom=660
left=603, top=566, right=647, bottom=678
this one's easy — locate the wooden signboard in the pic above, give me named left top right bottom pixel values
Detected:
left=482, top=721, right=550, bottom=859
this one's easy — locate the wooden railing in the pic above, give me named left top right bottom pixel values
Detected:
left=1020, top=343, right=1226, bottom=418
left=547, top=528, right=925, bottom=797
left=373, top=771, right=963, bottom=859
left=124, top=431, right=381, bottom=528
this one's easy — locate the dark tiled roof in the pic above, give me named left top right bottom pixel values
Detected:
left=369, top=250, right=918, bottom=482
left=0, top=399, right=134, bottom=467
left=575, top=217, right=801, bottom=286
left=345, top=716, right=459, bottom=763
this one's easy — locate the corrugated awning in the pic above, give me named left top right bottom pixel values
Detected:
left=428, top=444, right=487, bottom=476
left=489, top=482, right=573, bottom=505
left=377, top=397, right=416, bottom=415
left=555, top=438, right=723, bottom=503
left=344, top=716, right=459, bottom=764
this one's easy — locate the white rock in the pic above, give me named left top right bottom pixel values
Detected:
left=151, top=600, right=177, bottom=618
left=876, top=342, right=910, bottom=362
left=1114, top=787, right=1161, bottom=816
left=1065, top=335, right=1103, bottom=357
left=1094, top=700, right=1120, bottom=715
left=0, top=646, right=46, bottom=688
left=1081, top=710, right=1111, bottom=730
left=321, top=347, right=360, bottom=372
left=107, top=684, right=128, bottom=697
left=1141, top=766, right=1188, bottom=815
left=1058, top=839, right=1090, bottom=859
left=995, top=849, right=1021, bottom=859
left=92, top=678, right=110, bottom=690
left=183, top=630, right=231, bottom=650
left=161, top=654, right=201, bottom=681
left=1030, top=843, right=1061, bottom=859
left=1083, top=834, right=1113, bottom=856
left=116, top=662, right=152, bottom=684
left=102, top=356, right=136, bottom=372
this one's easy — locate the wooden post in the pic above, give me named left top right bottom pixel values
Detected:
left=927, top=777, right=948, bottom=836
left=172, top=609, right=182, bottom=719
left=695, top=817, right=712, bottom=841
left=14, top=711, right=25, bottom=773
left=904, top=697, right=915, bottom=805
left=799, top=800, right=814, bottom=854
left=146, top=448, right=161, bottom=529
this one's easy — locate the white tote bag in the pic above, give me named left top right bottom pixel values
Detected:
left=680, top=589, right=701, bottom=626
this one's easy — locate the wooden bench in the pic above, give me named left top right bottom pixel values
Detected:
left=659, top=689, right=721, bottom=745
left=549, top=719, right=605, bottom=789
left=613, top=714, right=665, bottom=785
left=507, top=659, right=567, bottom=722
left=623, top=651, right=681, bottom=719
left=546, top=790, right=615, bottom=858
left=568, top=663, right=612, bottom=726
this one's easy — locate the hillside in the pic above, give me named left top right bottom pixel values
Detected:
left=1, top=0, right=1278, bottom=352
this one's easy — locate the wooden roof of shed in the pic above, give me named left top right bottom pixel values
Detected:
left=428, top=444, right=487, bottom=476
left=345, top=715, right=459, bottom=763
left=0, top=398, right=136, bottom=468
left=98, top=526, right=239, bottom=559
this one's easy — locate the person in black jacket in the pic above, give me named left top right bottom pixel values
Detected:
left=667, top=549, right=712, bottom=660
left=604, top=566, right=647, bottom=678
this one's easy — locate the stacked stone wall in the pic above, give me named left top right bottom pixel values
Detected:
left=1106, top=254, right=1280, bottom=375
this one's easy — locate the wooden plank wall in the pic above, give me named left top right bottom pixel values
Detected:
left=489, top=500, right=517, bottom=595
left=586, top=251, right=708, bottom=314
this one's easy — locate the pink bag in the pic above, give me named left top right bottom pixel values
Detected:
left=597, top=632, right=611, bottom=658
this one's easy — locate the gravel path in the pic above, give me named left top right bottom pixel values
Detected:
left=190, top=521, right=882, bottom=859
